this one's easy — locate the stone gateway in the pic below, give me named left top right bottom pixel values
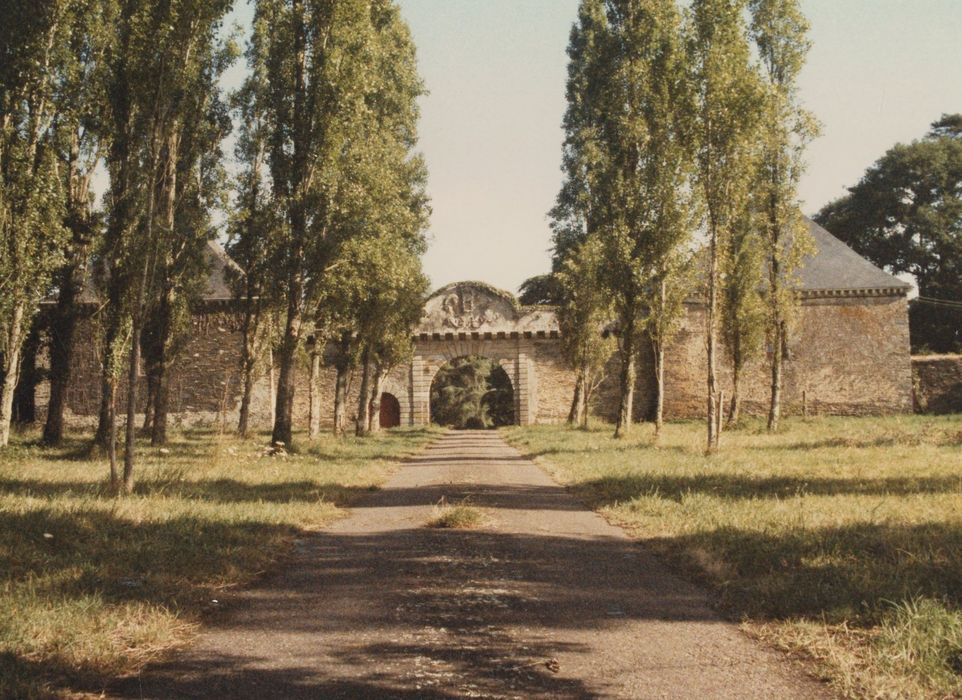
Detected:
left=36, top=220, right=913, bottom=430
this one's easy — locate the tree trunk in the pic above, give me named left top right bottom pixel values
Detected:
left=333, top=362, right=349, bottom=436
left=768, top=321, right=784, bottom=431
left=0, top=301, right=26, bottom=446
left=13, top=322, right=42, bottom=426
left=142, top=369, right=156, bottom=433
left=123, top=310, right=141, bottom=493
left=332, top=332, right=352, bottom=436
left=581, top=366, right=592, bottom=429
left=567, top=368, right=585, bottom=426
left=368, top=368, right=383, bottom=434
left=237, top=302, right=261, bottom=438
left=728, top=362, right=742, bottom=428
left=95, top=367, right=112, bottom=447
left=614, top=321, right=636, bottom=439
left=653, top=337, right=665, bottom=438
left=148, top=294, right=172, bottom=446
left=152, top=371, right=169, bottom=445
left=706, top=225, right=720, bottom=453
left=355, top=348, right=372, bottom=437
left=106, top=379, right=118, bottom=490
left=43, top=272, right=82, bottom=444
left=308, top=346, right=321, bottom=439
left=272, top=297, right=301, bottom=447
left=237, top=357, right=255, bottom=438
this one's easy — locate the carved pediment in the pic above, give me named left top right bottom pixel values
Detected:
left=420, top=282, right=518, bottom=333
left=418, top=281, right=559, bottom=336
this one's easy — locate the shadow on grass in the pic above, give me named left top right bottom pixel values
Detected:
left=646, top=521, right=962, bottom=625
left=0, top=507, right=296, bottom=601
left=0, top=477, right=383, bottom=506
left=574, top=472, right=962, bottom=505
left=9, top=503, right=959, bottom=696
left=0, top=506, right=298, bottom=697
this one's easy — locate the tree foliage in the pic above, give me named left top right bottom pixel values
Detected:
left=688, top=0, right=765, bottom=450
left=815, top=115, right=962, bottom=353
left=551, top=0, right=697, bottom=439
left=555, top=237, right=615, bottom=427
left=0, top=0, right=78, bottom=446
left=430, top=356, right=514, bottom=429
left=748, top=0, right=817, bottom=431
left=253, top=0, right=428, bottom=446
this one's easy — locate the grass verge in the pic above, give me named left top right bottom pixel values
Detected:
left=503, top=415, right=962, bottom=699
left=0, top=426, right=440, bottom=699
left=426, top=497, right=486, bottom=529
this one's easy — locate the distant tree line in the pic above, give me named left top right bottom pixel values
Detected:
left=523, top=0, right=818, bottom=451
left=0, top=0, right=429, bottom=493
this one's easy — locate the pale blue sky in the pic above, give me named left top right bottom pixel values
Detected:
left=398, top=0, right=962, bottom=292
left=220, top=1, right=962, bottom=292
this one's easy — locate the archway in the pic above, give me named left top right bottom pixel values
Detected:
left=429, top=355, right=515, bottom=429
left=379, top=392, right=401, bottom=429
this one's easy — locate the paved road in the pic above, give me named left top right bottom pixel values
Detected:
left=114, top=430, right=829, bottom=699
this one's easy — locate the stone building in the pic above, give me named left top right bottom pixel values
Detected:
left=37, top=219, right=913, bottom=431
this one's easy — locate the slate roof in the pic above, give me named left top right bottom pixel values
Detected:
left=201, top=240, right=243, bottom=301
left=799, top=217, right=911, bottom=294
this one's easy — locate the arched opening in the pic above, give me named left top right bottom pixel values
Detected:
left=379, top=392, right=401, bottom=429
left=430, top=356, right=515, bottom=429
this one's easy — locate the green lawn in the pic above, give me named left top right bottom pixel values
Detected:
left=0, top=426, right=440, bottom=699
left=504, top=416, right=962, bottom=700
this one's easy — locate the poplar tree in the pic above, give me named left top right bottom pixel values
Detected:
left=256, top=0, right=379, bottom=448
left=555, top=238, right=614, bottom=428
left=97, top=0, right=232, bottom=490
left=595, top=0, right=695, bottom=438
left=140, top=29, right=235, bottom=445
left=0, top=1, right=74, bottom=447
left=749, top=0, right=818, bottom=431
left=42, top=0, right=113, bottom=445
left=720, top=204, right=765, bottom=425
left=228, top=13, right=280, bottom=438
left=688, top=0, right=764, bottom=451
left=550, top=0, right=614, bottom=432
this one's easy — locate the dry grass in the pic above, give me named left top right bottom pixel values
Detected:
left=426, top=497, right=486, bottom=529
left=504, top=415, right=962, bottom=699
left=0, top=425, right=440, bottom=699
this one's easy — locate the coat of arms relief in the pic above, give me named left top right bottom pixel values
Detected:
left=439, top=287, right=502, bottom=330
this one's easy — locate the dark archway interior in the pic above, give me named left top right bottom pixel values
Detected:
left=430, top=356, right=515, bottom=429
left=379, top=393, right=401, bottom=429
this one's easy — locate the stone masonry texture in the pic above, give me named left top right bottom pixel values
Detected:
left=39, top=291, right=916, bottom=432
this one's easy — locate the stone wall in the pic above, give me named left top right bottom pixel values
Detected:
left=663, top=294, right=913, bottom=418
left=531, top=339, right=576, bottom=424
left=42, top=291, right=914, bottom=433
left=47, top=308, right=366, bottom=434
left=912, top=355, right=962, bottom=414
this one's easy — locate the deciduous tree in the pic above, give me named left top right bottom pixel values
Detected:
left=96, top=0, right=232, bottom=490
left=555, top=238, right=615, bottom=428
left=688, top=0, right=764, bottom=451
left=0, top=1, right=73, bottom=446
left=42, top=0, right=114, bottom=445
left=749, top=0, right=818, bottom=432
left=815, top=115, right=962, bottom=353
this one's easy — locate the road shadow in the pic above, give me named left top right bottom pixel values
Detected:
left=109, top=527, right=720, bottom=699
